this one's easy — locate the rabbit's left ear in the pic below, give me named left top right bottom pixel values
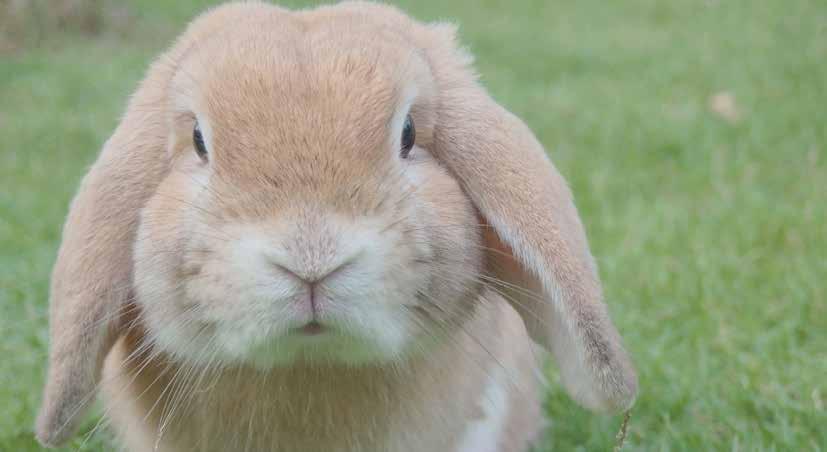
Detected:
left=422, top=25, right=638, bottom=413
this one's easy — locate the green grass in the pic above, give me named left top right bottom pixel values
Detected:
left=1, top=0, right=825, bottom=450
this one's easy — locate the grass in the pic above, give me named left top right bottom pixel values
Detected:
left=1, top=0, right=825, bottom=450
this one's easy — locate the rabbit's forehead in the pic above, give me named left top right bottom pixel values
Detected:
left=180, top=28, right=426, bottom=149
left=185, top=21, right=423, bottom=106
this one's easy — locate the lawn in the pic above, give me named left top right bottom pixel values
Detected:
left=1, top=0, right=825, bottom=450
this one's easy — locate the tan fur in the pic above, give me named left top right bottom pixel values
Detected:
left=36, top=2, right=637, bottom=450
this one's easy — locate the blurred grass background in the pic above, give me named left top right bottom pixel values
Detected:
left=1, top=0, right=825, bottom=450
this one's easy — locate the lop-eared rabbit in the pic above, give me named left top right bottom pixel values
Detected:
left=36, top=3, right=637, bottom=451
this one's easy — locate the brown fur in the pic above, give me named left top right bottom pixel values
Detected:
left=36, top=2, right=637, bottom=450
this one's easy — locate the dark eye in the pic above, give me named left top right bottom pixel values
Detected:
left=193, top=121, right=208, bottom=162
left=400, top=114, right=415, bottom=159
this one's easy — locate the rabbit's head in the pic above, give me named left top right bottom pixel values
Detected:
left=135, top=12, right=482, bottom=367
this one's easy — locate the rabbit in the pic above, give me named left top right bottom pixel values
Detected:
left=35, top=2, right=638, bottom=451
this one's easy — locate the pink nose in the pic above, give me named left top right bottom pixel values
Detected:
left=268, top=258, right=353, bottom=286
left=268, top=257, right=357, bottom=317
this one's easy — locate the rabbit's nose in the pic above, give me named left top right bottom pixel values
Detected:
left=267, top=252, right=360, bottom=323
left=271, top=208, right=369, bottom=286
left=267, top=257, right=356, bottom=287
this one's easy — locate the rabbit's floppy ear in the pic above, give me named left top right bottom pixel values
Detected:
left=33, top=3, right=282, bottom=446
left=34, top=74, right=172, bottom=448
left=422, top=25, right=638, bottom=413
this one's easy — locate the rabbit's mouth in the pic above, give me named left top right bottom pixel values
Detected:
left=293, top=321, right=328, bottom=336
left=237, top=317, right=417, bottom=369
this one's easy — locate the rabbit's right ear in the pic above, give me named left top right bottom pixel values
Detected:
left=34, top=69, right=174, bottom=448
left=34, top=4, right=281, bottom=446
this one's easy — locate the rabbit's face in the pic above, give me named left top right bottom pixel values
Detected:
left=133, top=25, right=483, bottom=368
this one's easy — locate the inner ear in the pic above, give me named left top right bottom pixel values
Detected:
left=481, top=223, right=542, bottom=330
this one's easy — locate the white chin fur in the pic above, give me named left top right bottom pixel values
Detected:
left=242, top=319, right=412, bottom=368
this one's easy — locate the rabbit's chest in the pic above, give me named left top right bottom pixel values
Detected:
left=102, top=335, right=511, bottom=452
left=161, top=375, right=508, bottom=452
left=101, top=297, right=541, bottom=452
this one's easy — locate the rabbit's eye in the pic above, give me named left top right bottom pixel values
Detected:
left=193, top=122, right=208, bottom=162
left=400, top=114, right=415, bottom=159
